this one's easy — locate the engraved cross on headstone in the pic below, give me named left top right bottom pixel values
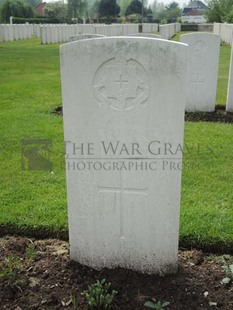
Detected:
left=114, top=74, right=128, bottom=89
left=191, top=72, right=204, bottom=84
left=114, top=74, right=128, bottom=109
left=98, top=173, right=147, bottom=239
left=104, top=62, right=139, bottom=110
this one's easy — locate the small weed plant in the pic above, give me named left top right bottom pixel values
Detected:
left=25, top=243, right=36, bottom=264
left=71, top=295, right=78, bottom=309
left=0, top=256, right=24, bottom=289
left=221, top=264, right=233, bottom=285
left=144, top=300, right=170, bottom=310
left=82, top=278, right=118, bottom=309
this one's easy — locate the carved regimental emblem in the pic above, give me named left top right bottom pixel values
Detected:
left=93, top=57, right=150, bottom=111
left=193, top=40, right=206, bottom=54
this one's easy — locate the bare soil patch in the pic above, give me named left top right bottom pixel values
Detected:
left=1, top=236, right=233, bottom=309
left=52, top=106, right=233, bottom=124
left=185, top=108, right=233, bottom=124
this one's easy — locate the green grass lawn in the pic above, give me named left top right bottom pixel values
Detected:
left=0, top=37, right=233, bottom=251
left=0, top=38, right=67, bottom=233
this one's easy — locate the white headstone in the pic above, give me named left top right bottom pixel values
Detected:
left=226, top=46, right=233, bottom=111
left=57, top=25, right=63, bottom=43
left=61, top=37, right=187, bottom=274
left=50, top=25, right=56, bottom=44
left=41, top=25, right=46, bottom=44
left=13, top=25, right=19, bottom=40
left=19, top=24, right=24, bottom=40
left=69, top=34, right=105, bottom=42
left=54, top=25, right=59, bottom=43
left=180, top=33, right=220, bottom=112
left=213, top=22, right=221, bottom=35
left=0, top=25, right=4, bottom=42
left=22, top=24, right=27, bottom=40
left=3, top=25, right=10, bottom=42
left=128, top=33, right=161, bottom=38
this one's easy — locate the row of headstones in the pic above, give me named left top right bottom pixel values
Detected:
left=159, top=23, right=181, bottom=40
left=37, top=23, right=159, bottom=40
left=40, top=23, right=180, bottom=44
left=0, top=23, right=159, bottom=43
left=213, top=22, right=233, bottom=46
left=0, top=22, right=181, bottom=44
left=0, top=24, right=230, bottom=112
left=142, top=23, right=159, bottom=33
left=0, top=24, right=34, bottom=42
left=39, top=23, right=141, bottom=44
left=69, top=33, right=162, bottom=42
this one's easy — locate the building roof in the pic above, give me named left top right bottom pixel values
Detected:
left=182, top=1, right=207, bottom=16
left=35, top=2, right=47, bottom=17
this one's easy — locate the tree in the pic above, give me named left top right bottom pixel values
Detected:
left=144, top=5, right=153, bottom=18
left=44, top=1, right=68, bottom=21
left=148, top=0, right=181, bottom=22
left=165, top=1, right=181, bottom=21
left=165, top=1, right=179, bottom=9
left=149, top=0, right=158, bottom=20
left=205, top=0, right=233, bottom=22
left=26, top=0, right=41, bottom=8
left=88, top=0, right=100, bottom=20
left=119, top=0, right=131, bottom=16
left=125, top=0, right=142, bottom=16
left=226, top=6, right=233, bottom=22
left=155, top=2, right=166, bottom=20
left=149, top=1, right=166, bottom=21
left=0, top=0, right=34, bottom=22
left=98, top=0, right=120, bottom=18
left=205, top=0, right=226, bottom=22
left=67, top=0, right=87, bottom=19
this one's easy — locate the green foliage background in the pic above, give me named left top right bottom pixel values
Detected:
left=0, top=0, right=34, bottom=23
left=206, top=0, right=233, bottom=22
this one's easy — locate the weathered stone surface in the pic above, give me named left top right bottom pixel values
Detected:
left=61, top=37, right=187, bottom=274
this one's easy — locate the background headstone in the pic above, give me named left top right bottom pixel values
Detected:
left=69, top=34, right=105, bottom=42
left=180, top=33, right=220, bottom=112
left=61, top=37, right=187, bottom=274
left=128, top=33, right=161, bottom=38
left=226, top=45, right=233, bottom=111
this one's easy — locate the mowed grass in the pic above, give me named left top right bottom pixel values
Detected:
left=181, top=122, right=233, bottom=248
left=217, top=44, right=231, bottom=105
left=0, top=38, right=67, bottom=232
left=0, top=37, right=233, bottom=249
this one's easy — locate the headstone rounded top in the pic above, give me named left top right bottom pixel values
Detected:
left=128, top=33, right=161, bottom=38
left=61, top=37, right=187, bottom=113
left=64, top=36, right=187, bottom=46
left=69, top=33, right=105, bottom=42
left=180, top=32, right=220, bottom=39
